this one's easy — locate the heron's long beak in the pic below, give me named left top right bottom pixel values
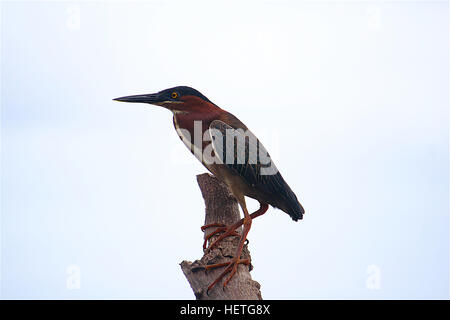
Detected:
left=113, top=93, right=162, bottom=104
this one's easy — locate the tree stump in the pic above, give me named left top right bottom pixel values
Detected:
left=180, top=173, right=262, bottom=300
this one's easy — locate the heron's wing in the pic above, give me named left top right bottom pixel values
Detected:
left=209, top=120, right=280, bottom=191
left=208, top=119, right=304, bottom=221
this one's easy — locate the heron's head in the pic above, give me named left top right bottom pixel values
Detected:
left=114, top=86, right=216, bottom=113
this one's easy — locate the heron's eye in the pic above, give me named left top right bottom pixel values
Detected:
left=171, top=92, right=178, bottom=99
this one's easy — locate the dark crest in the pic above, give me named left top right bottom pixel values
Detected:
left=162, top=86, right=214, bottom=104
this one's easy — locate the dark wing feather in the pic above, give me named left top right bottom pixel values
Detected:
left=209, top=120, right=304, bottom=221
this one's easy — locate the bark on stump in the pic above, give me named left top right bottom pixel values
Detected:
left=180, top=173, right=262, bottom=300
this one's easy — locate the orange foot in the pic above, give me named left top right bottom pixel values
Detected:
left=200, top=202, right=268, bottom=251
left=204, top=258, right=251, bottom=294
left=201, top=223, right=240, bottom=250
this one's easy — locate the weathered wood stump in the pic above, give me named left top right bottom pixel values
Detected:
left=180, top=173, right=262, bottom=300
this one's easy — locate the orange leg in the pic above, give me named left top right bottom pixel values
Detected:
left=203, top=202, right=269, bottom=293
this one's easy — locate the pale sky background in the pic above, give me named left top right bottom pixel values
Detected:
left=1, top=0, right=449, bottom=299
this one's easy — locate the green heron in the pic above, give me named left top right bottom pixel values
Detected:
left=114, top=86, right=305, bottom=292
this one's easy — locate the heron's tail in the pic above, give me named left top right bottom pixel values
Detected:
left=277, top=181, right=305, bottom=221
left=286, top=198, right=305, bottom=221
